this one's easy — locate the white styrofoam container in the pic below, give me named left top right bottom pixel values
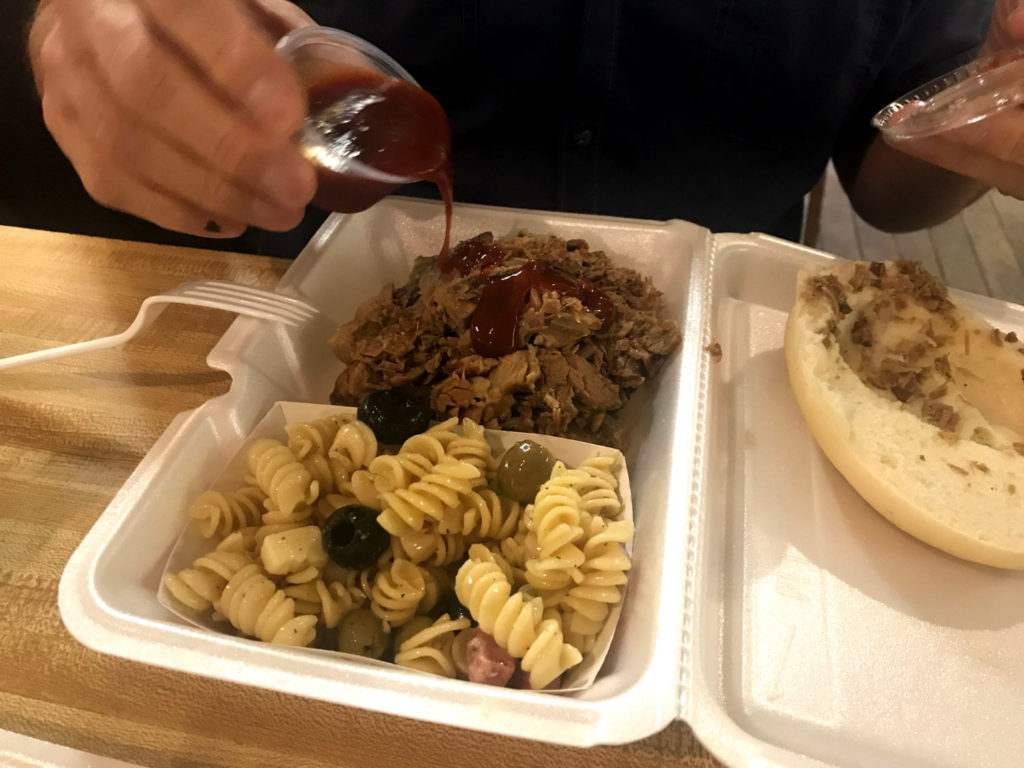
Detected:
left=58, top=198, right=1024, bottom=763
left=58, top=198, right=707, bottom=747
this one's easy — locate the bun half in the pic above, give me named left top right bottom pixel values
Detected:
left=785, top=260, right=1024, bottom=569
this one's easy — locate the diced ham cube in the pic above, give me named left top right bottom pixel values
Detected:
left=466, top=629, right=515, bottom=687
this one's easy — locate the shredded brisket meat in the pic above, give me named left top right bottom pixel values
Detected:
left=328, top=232, right=681, bottom=447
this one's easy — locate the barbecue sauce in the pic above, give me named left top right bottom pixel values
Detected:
left=304, top=68, right=453, bottom=256
left=441, top=240, right=616, bottom=358
left=441, top=238, right=508, bottom=274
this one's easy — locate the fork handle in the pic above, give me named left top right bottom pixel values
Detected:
left=0, top=300, right=164, bottom=373
left=0, top=331, right=139, bottom=372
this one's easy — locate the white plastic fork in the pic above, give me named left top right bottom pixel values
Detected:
left=0, top=279, right=319, bottom=372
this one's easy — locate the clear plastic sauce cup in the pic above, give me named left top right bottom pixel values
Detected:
left=275, top=26, right=453, bottom=223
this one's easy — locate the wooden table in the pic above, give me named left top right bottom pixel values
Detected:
left=0, top=225, right=719, bottom=768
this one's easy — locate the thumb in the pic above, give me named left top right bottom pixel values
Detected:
left=985, top=0, right=1024, bottom=53
left=1006, top=5, right=1024, bottom=41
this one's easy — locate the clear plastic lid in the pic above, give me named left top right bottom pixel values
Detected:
left=872, top=45, right=1024, bottom=140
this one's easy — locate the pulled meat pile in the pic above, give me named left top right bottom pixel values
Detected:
left=329, top=232, right=681, bottom=447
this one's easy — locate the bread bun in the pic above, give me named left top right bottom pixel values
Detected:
left=784, top=259, right=1024, bottom=569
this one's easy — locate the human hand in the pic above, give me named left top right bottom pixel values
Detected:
left=882, top=0, right=1024, bottom=199
left=28, top=0, right=318, bottom=238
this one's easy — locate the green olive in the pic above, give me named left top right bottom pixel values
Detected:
left=392, top=615, right=433, bottom=651
left=497, top=440, right=557, bottom=503
left=337, top=608, right=389, bottom=659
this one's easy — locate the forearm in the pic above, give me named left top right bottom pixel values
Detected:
left=835, top=133, right=989, bottom=233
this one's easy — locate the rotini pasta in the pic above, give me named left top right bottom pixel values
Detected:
left=462, top=488, right=521, bottom=540
left=445, top=418, right=499, bottom=477
left=163, top=549, right=253, bottom=613
left=349, top=469, right=383, bottom=510
left=575, top=455, right=622, bottom=518
left=218, top=563, right=318, bottom=646
left=261, top=499, right=315, bottom=527
left=559, top=513, right=634, bottom=647
left=286, top=413, right=350, bottom=459
left=328, top=421, right=379, bottom=474
left=246, top=438, right=318, bottom=516
left=377, top=456, right=482, bottom=535
left=370, top=558, right=436, bottom=628
left=394, top=614, right=471, bottom=678
left=283, top=579, right=364, bottom=628
left=365, top=452, right=433, bottom=495
left=528, top=462, right=586, bottom=559
left=399, top=529, right=467, bottom=566
left=301, top=453, right=336, bottom=495
left=189, top=486, right=265, bottom=539
left=422, top=418, right=460, bottom=449
left=519, top=617, right=583, bottom=690
left=215, top=526, right=258, bottom=556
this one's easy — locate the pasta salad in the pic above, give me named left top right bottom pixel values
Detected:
left=162, top=399, right=635, bottom=691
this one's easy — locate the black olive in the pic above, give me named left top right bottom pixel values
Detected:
left=429, top=590, right=475, bottom=625
left=322, top=504, right=390, bottom=569
left=357, top=390, right=433, bottom=444
left=496, top=440, right=557, bottom=503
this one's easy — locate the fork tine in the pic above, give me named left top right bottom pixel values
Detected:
left=186, top=280, right=318, bottom=316
left=195, top=280, right=315, bottom=311
left=181, top=282, right=318, bottom=321
left=179, top=290, right=314, bottom=324
left=190, top=280, right=316, bottom=308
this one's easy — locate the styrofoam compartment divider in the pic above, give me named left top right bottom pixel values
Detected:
left=58, top=197, right=1024, bottom=761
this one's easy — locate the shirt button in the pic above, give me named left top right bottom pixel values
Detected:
left=573, top=128, right=593, bottom=148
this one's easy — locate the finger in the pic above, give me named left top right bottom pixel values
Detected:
left=888, top=129, right=1024, bottom=198
left=241, top=0, right=316, bottom=39
left=27, top=1, right=60, bottom=93
left=46, top=45, right=306, bottom=233
left=945, top=107, right=1024, bottom=165
left=133, top=0, right=306, bottom=136
left=45, top=89, right=247, bottom=238
left=1004, top=5, right=1024, bottom=41
left=83, top=1, right=314, bottom=210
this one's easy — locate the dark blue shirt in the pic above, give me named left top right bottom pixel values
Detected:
left=0, top=0, right=993, bottom=255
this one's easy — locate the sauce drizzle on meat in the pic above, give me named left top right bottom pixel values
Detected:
left=470, top=261, right=616, bottom=357
left=441, top=238, right=616, bottom=357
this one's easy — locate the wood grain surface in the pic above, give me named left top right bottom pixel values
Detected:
left=0, top=225, right=720, bottom=768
